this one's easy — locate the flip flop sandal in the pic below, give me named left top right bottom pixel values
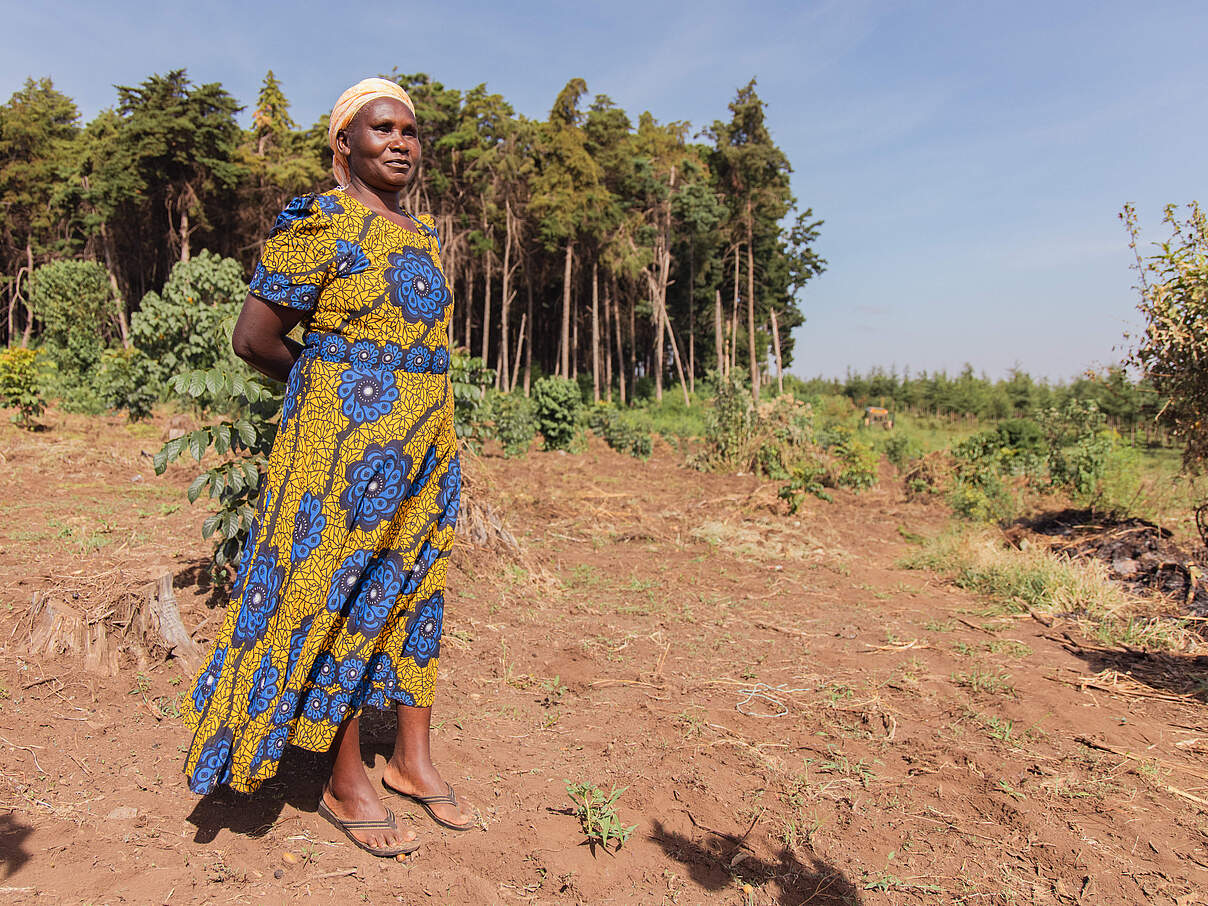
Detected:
left=382, top=779, right=476, bottom=831
left=317, top=798, right=420, bottom=857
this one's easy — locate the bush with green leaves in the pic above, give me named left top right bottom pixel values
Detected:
left=883, top=432, right=923, bottom=470
left=532, top=376, right=582, bottom=451
left=96, top=347, right=158, bottom=420
left=131, top=250, right=247, bottom=389
left=0, top=347, right=45, bottom=428
left=450, top=353, right=495, bottom=444
left=824, top=426, right=879, bottom=489
left=779, top=457, right=834, bottom=511
left=487, top=390, right=537, bottom=457
left=29, top=259, right=123, bottom=382
left=154, top=367, right=282, bottom=581
left=596, top=407, right=654, bottom=460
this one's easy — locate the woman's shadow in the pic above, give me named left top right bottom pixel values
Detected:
left=184, top=709, right=400, bottom=843
left=652, top=819, right=864, bottom=906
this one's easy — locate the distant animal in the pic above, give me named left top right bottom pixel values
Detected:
left=864, top=406, right=893, bottom=429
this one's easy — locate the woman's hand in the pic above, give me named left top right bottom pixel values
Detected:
left=231, top=294, right=307, bottom=384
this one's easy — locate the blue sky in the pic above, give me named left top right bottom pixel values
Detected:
left=4, top=0, right=1206, bottom=381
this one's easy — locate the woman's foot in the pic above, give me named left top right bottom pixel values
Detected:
left=382, top=756, right=475, bottom=829
left=322, top=781, right=418, bottom=852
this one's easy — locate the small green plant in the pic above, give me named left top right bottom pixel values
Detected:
left=597, top=408, right=653, bottom=460
left=154, top=367, right=282, bottom=581
left=532, top=376, right=582, bottom=451
left=96, top=346, right=158, bottom=420
left=0, top=347, right=45, bottom=428
left=953, top=666, right=1015, bottom=696
left=488, top=390, right=537, bottom=457
left=450, top=353, right=495, bottom=443
left=564, top=781, right=635, bottom=851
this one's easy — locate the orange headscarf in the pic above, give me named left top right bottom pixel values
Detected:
left=328, top=78, right=416, bottom=186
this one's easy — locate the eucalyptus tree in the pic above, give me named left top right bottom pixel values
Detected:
left=530, top=78, right=603, bottom=378
left=114, top=70, right=244, bottom=268
left=708, top=79, right=793, bottom=400
left=0, top=78, right=80, bottom=344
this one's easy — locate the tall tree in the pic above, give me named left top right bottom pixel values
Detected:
left=709, top=79, right=794, bottom=400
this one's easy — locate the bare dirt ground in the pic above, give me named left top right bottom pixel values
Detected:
left=1, top=411, right=1207, bottom=905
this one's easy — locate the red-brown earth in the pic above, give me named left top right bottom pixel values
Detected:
left=1, top=411, right=1206, bottom=905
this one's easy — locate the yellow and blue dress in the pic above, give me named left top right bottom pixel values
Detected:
left=182, top=189, right=458, bottom=795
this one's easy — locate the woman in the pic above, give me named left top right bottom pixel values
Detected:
left=181, top=78, right=473, bottom=857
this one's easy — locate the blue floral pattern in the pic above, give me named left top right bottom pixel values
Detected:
left=349, top=340, right=379, bottom=368
left=349, top=555, right=403, bottom=636
left=383, top=247, right=451, bottom=326
left=188, top=727, right=234, bottom=795
left=272, top=689, right=300, bottom=726
left=430, top=347, right=450, bottom=374
left=336, top=368, right=398, bottom=424
left=313, top=194, right=344, bottom=215
left=338, top=656, right=366, bottom=692
left=291, top=492, right=326, bottom=561
left=435, top=453, right=461, bottom=531
left=339, top=440, right=412, bottom=532
left=303, top=687, right=329, bottom=722
left=333, top=239, right=369, bottom=277
left=248, top=652, right=280, bottom=718
left=318, top=333, right=349, bottom=362
left=249, top=262, right=321, bottom=310
left=232, top=547, right=284, bottom=646
left=411, top=446, right=438, bottom=498
left=377, top=342, right=403, bottom=369
left=403, top=593, right=444, bottom=668
left=326, top=549, right=371, bottom=614
left=193, top=646, right=226, bottom=711
left=403, top=346, right=432, bottom=373
left=403, top=542, right=441, bottom=595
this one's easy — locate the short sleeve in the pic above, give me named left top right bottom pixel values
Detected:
left=248, top=195, right=334, bottom=311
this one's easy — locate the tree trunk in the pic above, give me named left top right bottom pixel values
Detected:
left=21, top=243, right=34, bottom=348
left=463, top=261, right=474, bottom=354
left=770, top=306, right=784, bottom=393
left=613, top=281, right=626, bottom=406
left=523, top=272, right=534, bottom=396
left=591, top=258, right=600, bottom=403
left=99, top=222, right=130, bottom=347
left=603, top=285, right=613, bottom=403
left=510, top=311, right=526, bottom=392
left=628, top=287, right=637, bottom=403
left=480, top=229, right=492, bottom=368
left=653, top=283, right=665, bottom=402
left=179, top=206, right=191, bottom=263
left=560, top=241, right=574, bottom=378
left=746, top=207, right=759, bottom=401
left=714, top=288, right=724, bottom=377
left=688, top=239, right=695, bottom=393
left=497, top=202, right=513, bottom=391
left=730, top=244, right=740, bottom=379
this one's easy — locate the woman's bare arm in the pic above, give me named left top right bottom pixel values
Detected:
left=231, top=294, right=307, bottom=384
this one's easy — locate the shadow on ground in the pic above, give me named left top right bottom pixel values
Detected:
left=184, top=708, right=405, bottom=844
left=184, top=745, right=330, bottom=844
left=1064, top=643, right=1208, bottom=703
left=652, top=819, right=863, bottom=906
left=0, top=811, right=33, bottom=878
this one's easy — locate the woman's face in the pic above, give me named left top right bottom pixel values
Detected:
left=338, top=97, right=421, bottom=192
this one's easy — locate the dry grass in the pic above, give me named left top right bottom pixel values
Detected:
left=899, top=525, right=1200, bottom=652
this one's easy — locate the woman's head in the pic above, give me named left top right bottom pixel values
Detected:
left=328, top=78, right=418, bottom=189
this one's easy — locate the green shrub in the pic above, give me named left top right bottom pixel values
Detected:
left=779, top=457, right=833, bottom=511
left=154, top=367, right=282, bottom=582
left=532, top=376, right=582, bottom=451
left=883, top=433, right=923, bottom=470
left=96, top=347, right=158, bottom=420
left=0, top=347, right=45, bottom=428
left=701, top=374, right=754, bottom=470
left=450, top=353, right=494, bottom=443
left=601, top=410, right=653, bottom=460
left=29, top=259, right=122, bottom=382
left=131, top=250, right=247, bottom=390
left=488, top=390, right=537, bottom=457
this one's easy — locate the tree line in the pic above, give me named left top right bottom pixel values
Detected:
left=0, top=69, right=824, bottom=403
left=802, top=364, right=1167, bottom=439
